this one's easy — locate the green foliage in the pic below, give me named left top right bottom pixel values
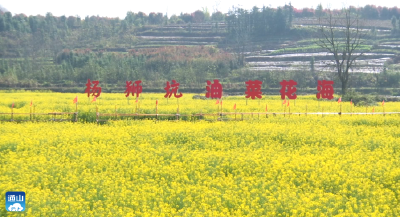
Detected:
left=362, top=5, right=380, bottom=19
left=0, top=46, right=236, bottom=87
left=211, top=12, right=224, bottom=22
left=391, top=16, right=397, bottom=30
left=342, top=90, right=380, bottom=106
left=226, top=5, right=293, bottom=40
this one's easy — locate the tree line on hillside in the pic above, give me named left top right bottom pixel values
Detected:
left=225, top=5, right=294, bottom=66
left=295, top=4, right=400, bottom=20
left=1, top=4, right=399, bottom=34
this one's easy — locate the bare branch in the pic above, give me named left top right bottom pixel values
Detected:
left=315, top=7, right=365, bottom=94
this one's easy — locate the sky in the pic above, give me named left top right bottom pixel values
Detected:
left=1, top=0, right=399, bottom=18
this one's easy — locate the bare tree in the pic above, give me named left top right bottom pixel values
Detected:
left=316, top=7, right=367, bottom=95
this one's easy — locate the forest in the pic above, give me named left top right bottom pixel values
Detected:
left=0, top=4, right=400, bottom=93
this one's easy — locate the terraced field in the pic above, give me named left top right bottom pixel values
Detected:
left=247, top=51, right=395, bottom=73
left=135, top=23, right=226, bottom=48
left=134, top=21, right=400, bottom=74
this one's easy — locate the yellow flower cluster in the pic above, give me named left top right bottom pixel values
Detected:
left=0, top=91, right=394, bottom=122
left=0, top=92, right=399, bottom=216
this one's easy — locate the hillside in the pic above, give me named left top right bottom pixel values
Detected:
left=1, top=5, right=400, bottom=94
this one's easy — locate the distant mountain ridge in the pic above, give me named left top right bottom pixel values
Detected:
left=0, top=4, right=9, bottom=13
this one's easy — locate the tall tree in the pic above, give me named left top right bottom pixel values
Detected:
left=391, top=16, right=397, bottom=30
left=192, top=10, right=205, bottom=23
left=316, top=7, right=367, bottom=94
left=273, top=8, right=286, bottom=33
left=315, top=4, right=324, bottom=18
left=0, top=13, right=5, bottom=31
left=362, top=5, right=379, bottom=19
left=211, top=11, right=224, bottom=22
left=226, top=7, right=251, bottom=66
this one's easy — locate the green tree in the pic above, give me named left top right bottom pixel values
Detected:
left=362, top=5, right=379, bottom=19
left=28, top=16, right=36, bottom=32
left=4, top=12, right=12, bottom=31
left=0, top=13, right=5, bottom=31
left=125, top=12, right=135, bottom=25
left=192, top=10, right=205, bottom=23
left=273, top=8, right=286, bottom=33
left=180, top=13, right=192, bottom=23
left=391, top=15, right=397, bottom=30
left=380, top=7, right=391, bottom=19
left=169, top=15, right=182, bottom=24
left=211, top=11, right=224, bottom=22
left=315, top=4, right=324, bottom=17
left=202, top=7, right=210, bottom=22
left=284, top=3, right=293, bottom=28
left=67, top=16, right=76, bottom=29
left=226, top=7, right=251, bottom=66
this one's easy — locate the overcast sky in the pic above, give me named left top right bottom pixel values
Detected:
left=1, top=0, right=399, bottom=18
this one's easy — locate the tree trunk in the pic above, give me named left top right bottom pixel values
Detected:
left=316, top=7, right=365, bottom=97
left=341, top=79, right=348, bottom=95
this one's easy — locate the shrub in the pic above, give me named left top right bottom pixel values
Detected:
left=343, top=90, right=378, bottom=106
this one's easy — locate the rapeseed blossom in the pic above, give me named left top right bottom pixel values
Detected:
left=0, top=92, right=399, bottom=216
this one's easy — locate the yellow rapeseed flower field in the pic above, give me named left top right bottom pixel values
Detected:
left=0, top=91, right=396, bottom=122
left=0, top=92, right=399, bottom=216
